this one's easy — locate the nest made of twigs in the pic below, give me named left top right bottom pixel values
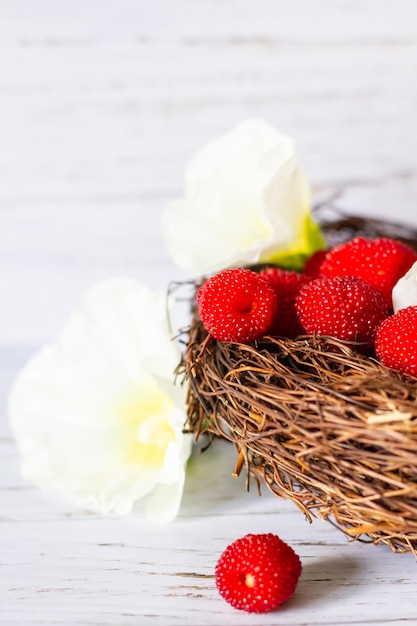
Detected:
left=183, top=213, right=417, bottom=556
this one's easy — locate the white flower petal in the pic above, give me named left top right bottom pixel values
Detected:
left=9, top=279, right=192, bottom=521
left=163, top=119, right=323, bottom=276
left=145, top=469, right=187, bottom=524
left=392, top=261, right=417, bottom=312
left=259, top=155, right=311, bottom=261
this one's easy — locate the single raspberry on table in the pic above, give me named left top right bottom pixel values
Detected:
left=319, top=237, right=417, bottom=309
left=375, top=306, right=417, bottom=378
left=295, top=275, right=388, bottom=346
left=197, top=268, right=278, bottom=343
left=215, top=533, right=302, bottom=613
left=259, top=267, right=312, bottom=338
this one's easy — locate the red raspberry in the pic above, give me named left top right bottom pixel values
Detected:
left=197, top=268, right=278, bottom=343
left=295, top=275, right=388, bottom=346
left=259, top=268, right=312, bottom=338
left=319, top=237, right=417, bottom=309
left=375, top=306, right=417, bottom=378
left=215, top=533, right=302, bottom=613
left=303, top=249, right=327, bottom=278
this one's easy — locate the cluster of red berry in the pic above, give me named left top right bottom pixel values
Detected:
left=197, top=236, right=417, bottom=377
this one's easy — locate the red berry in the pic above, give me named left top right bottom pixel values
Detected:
left=303, top=249, right=327, bottom=278
left=215, top=533, right=302, bottom=613
left=259, top=268, right=312, bottom=338
left=295, top=275, right=388, bottom=346
left=375, top=306, right=417, bottom=378
left=197, top=268, right=278, bottom=343
left=319, top=237, right=417, bottom=309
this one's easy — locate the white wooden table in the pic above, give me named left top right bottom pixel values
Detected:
left=1, top=2, right=417, bottom=624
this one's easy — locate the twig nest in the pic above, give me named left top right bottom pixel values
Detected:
left=183, top=214, right=417, bottom=556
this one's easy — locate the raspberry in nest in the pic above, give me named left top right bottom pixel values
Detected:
left=259, top=267, right=312, bottom=338
left=197, top=268, right=278, bottom=343
left=303, top=249, right=327, bottom=278
left=215, top=533, right=302, bottom=613
left=319, top=237, right=417, bottom=309
left=295, top=275, right=388, bottom=347
left=375, top=306, right=417, bottom=378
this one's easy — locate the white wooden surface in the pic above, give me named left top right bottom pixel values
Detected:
left=1, top=2, right=417, bottom=624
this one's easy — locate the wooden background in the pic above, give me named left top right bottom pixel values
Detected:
left=1, top=1, right=417, bottom=624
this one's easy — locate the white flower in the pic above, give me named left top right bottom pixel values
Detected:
left=163, top=119, right=324, bottom=276
left=392, top=261, right=417, bottom=312
left=8, top=279, right=192, bottom=523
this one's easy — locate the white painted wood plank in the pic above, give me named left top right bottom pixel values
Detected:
left=1, top=434, right=417, bottom=626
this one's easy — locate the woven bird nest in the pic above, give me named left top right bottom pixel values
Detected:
left=183, top=213, right=417, bottom=556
